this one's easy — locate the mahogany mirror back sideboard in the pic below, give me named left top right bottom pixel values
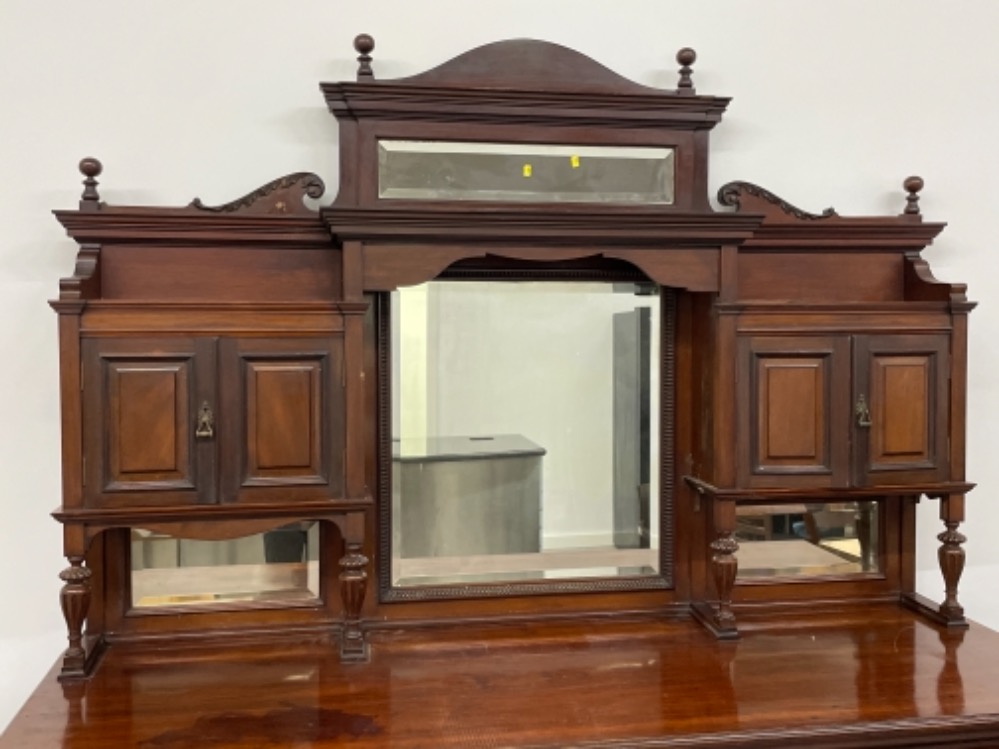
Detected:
left=15, top=35, right=999, bottom=749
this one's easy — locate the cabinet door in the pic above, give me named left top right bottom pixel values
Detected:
left=738, top=336, right=851, bottom=488
left=219, top=337, right=344, bottom=503
left=853, top=334, right=949, bottom=485
left=82, top=338, right=216, bottom=507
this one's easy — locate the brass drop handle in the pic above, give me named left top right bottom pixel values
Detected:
left=195, top=401, right=215, bottom=439
left=855, top=394, right=873, bottom=428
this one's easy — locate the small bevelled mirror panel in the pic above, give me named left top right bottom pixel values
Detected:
left=735, top=501, right=880, bottom=579
left=131, top=523, right=320, bottom=608
left=378, top=141, right=675, bottom=204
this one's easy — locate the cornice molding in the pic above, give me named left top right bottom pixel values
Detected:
left=53, top=209, right=329, bottom=245
left=324, top=206, right=763, bottom=246
left=324, top=83, right=730, bottom=129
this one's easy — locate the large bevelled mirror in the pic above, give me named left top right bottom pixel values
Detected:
left=383, top=276, right=673, bottom=597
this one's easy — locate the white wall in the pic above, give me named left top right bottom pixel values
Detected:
left=3, top=0, right=998, bottom=732
left=405, top=281, right=660, bottom=548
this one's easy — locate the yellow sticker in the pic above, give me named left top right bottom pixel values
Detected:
left=570, top=155, right=580, bottom=168
left=523, top=164, right=532, bottom=177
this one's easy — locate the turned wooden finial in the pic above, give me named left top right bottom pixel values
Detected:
left=676, top=47, right=697, bottom=93
left=903, top=175, right=924, bottom=216
left=354, top=34, right=375, bottom=80
left=78, top=157, right=103, bottom=211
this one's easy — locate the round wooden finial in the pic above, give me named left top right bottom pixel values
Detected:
left=79, top=157, right=102, bottom=179
left=354, top=34, right=375, bottom=80
left=354, top=34, right=374, bottom=56
left=676, top=47, right=697, bottom=93
left=676, top=47, right=697, bottom=67
left=904, top=175, right=924, bottom=195
left=903, top=175, right=924, bottom=215
left=78, top=157, right=103, bottom=209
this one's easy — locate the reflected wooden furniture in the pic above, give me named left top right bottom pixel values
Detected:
left=25, top=35, right=990, bottom=747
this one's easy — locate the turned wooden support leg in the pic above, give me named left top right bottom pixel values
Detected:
left=937, top=494, right=967, bottom=625
left=58, top=556, right=92, bottom=680
left=338, top=512, right=369, bottom=662
left=709, top=498, right=739, bottom=636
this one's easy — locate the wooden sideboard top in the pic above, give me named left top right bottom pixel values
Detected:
left=5, top=603, right=999, bottom=749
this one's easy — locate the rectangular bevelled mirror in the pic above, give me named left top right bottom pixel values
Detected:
left=735, top=501, right=880, bottom=579
left=130, top=524, right=320, bottom=608
left=378, top=141, right=675, bottom=204
left=388, top=279, right=667, bottom=592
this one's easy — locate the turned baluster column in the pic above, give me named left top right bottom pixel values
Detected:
left=338, top=511, right=369, bottom=662
left=58, top=555, right=92, bottom=679
left=710, top=497, right=739, bottom=635
left=937, top=494, right=967, bottom=625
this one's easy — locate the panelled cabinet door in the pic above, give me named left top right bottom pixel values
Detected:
left=82, top=337, right=216, bottom=507
left=219, top=337, right=344, bottom=503
left=738, top=336, right=851, bottom=488
left=853, top=334, right=950, bottom=485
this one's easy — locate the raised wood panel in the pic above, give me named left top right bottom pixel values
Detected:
left=761, top=363, right=819, bottom=460
left=738, top=336, right=850, bottom=488
left=249, top=363, right=321, bottom=474
left=855, top=334, right=949, bottom=484
left=83, top=338, right=215, bottom=507
left=220, top=337, right=344, bottom=503
left=879, top=360, right=928, bottom=457
left=110, top=365, right=185, bottom=476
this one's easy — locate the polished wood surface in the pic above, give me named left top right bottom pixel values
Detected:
left=5, top=606, right=999, bottom=748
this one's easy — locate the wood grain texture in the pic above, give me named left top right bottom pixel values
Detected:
left=738, top=336, right=850, bottom=488
left=7, top=606, right=999, bottom=748
left=218, top=336, right=342, bottom=503
left=81, top=337, right=212, bottom=508
left=99, top=246, right=339, bottom=302
left=854, top=334, right=950, bottom=485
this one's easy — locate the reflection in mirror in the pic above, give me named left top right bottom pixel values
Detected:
left=130, top=523, right=320, bottom=608
left=735, top=501, right=879, bottom=579
left=378, top=141, right=675, bottom=204
left=391, top=280, right=662, bottom=587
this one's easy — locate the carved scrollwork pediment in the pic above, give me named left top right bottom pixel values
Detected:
left=717, top=181, right=837, bottom=222
left=189, top=172, right=326, bottom=215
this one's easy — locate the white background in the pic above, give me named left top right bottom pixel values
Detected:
left=3, top=0, right=999, bottom=733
